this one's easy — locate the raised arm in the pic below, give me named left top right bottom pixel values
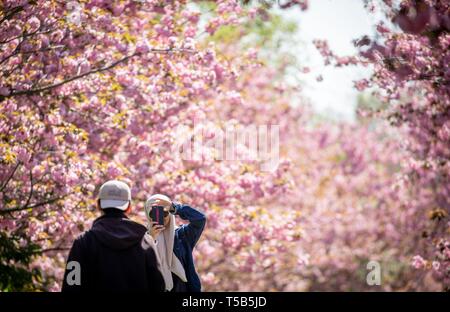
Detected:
left=173, top=203, right=206, bottom=249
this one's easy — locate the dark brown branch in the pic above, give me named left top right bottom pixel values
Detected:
left=0, top=161, right=21, bottom=193
left=15, top=45, right=66, bottom=57
left=1, top=47, right=194, bottom=101
left=27, top=245, right=71, bottom=256
left=22, top=169, right=34, bottom=210
left=0, top=33, right=26, bottom=66
left=0, top=5, right=24, bottom=26
left=33, top=247, right=70, bottom=255
left=0, top=196, right=64, bottom=214
left=0, top=26, right=55, bottom=45
left=3, top=62, right=21, bottom=78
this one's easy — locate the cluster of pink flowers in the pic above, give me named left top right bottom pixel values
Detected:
left=361, top=0, right=449, bottom=289
left=0, top=0, right=300, bottom=291
left=312, top=0, right=449, bottom=290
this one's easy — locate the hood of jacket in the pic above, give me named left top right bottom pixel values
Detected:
left=90, top=209, right=146, bottom=250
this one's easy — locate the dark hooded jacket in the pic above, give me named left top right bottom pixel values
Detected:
left=62, top=209, right=165, bottom=292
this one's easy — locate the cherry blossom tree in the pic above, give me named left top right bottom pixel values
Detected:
left=0, top=0, right=303, bottom=291
left=357, top=0, right=449, bottom=289
left=0, top=0, right=447, bottom=292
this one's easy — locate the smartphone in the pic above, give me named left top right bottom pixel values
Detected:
left=150, top=205, right=165, bottom=226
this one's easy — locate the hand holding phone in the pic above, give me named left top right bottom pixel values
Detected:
left=149, top=221, right=165, bottom=239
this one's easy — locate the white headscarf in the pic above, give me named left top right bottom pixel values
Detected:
left=144, top=194, right=187, bottom=291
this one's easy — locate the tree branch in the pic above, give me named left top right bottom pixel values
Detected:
left=22, top=169, right=34, bottom=210
left=31, top=246, right=70, bottom=255
left=0, top=161, right=21, bottom=193
left=1, top=47, right=194, bottom=100
left=0, top=196, right=64, bottom=214
left=0, top=5, right=24, bottom=26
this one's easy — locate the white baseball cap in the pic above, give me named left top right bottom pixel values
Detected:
left=98, top=180, right=131, bottom=211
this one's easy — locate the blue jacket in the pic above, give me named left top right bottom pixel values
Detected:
left=172, top=203, right=206, bottom=292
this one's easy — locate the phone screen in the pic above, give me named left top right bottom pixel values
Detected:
left=150, top=206, right=165, bottom=226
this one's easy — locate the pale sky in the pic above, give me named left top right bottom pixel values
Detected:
left=276, top=0, right=382, bottom=121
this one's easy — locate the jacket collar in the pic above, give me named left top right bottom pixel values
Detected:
left=98, top=208, right=128, bottom=220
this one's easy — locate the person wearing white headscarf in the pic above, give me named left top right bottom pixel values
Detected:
left=144, top=194, right=206, bottom=292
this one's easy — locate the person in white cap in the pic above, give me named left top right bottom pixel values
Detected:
left=97, top=179, right=133, bottom=211
left=143, top=194, right=206, bottom=292
left=62, top=180, right=165, bottom=292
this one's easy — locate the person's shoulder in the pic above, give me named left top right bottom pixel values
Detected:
left=73, top=228, right=95, bottom=245
left=123, top=217, right=147, bottom=230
